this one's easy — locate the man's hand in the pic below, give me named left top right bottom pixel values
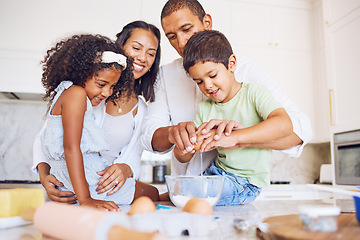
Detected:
left=168, top=121, right=197, bottom=154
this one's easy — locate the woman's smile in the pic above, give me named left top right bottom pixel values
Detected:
left=133, top=62, right=145, bottom=72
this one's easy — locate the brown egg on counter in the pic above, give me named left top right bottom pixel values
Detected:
left=182, top=197, right=213, bottom=215
left=127, top=196, right=156, bottom=216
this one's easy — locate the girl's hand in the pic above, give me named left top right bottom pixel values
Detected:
left=42, top=174, right=77, bottom=204
left=96, top=164, right=132, bottom=196
left=80, top=198, right=120, bottom=212
left=197, top=119, right=245, bottom=140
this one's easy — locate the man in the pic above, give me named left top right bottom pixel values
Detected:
left=141, top=0, right=312, bottom=175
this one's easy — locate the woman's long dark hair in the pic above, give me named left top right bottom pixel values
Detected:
left=116, top=20, right=161, bottom=102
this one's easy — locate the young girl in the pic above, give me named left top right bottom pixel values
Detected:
left=40, top=34, right=134, bottom=211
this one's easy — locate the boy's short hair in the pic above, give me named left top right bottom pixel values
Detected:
left=183, top=30, right=233, bottom=72
left=161, top=0, right=205, bottom=22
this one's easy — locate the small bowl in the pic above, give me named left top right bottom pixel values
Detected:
left=298, top=205, right=341, bottom=231
left=165, top=175, right=225, bottom=208
left=353, top=196, right=360, bottom=223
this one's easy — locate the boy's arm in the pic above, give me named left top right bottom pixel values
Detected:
left=235, top=53, right=313, bottom=156
left=201, top=108, right=293, bottom=151
left=242, top=131, right=301, bottom=150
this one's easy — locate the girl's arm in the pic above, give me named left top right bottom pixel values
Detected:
left=61, top=87, right=118, bottom=211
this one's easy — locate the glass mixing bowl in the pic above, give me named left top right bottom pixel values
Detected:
left=165, top=175, right=225, bottom=208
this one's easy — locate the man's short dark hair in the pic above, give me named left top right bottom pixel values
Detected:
left=183, top=30, right=233, bottom=72
left=161, top=0, right=206, bottom=22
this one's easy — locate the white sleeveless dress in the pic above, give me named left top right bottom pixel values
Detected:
left=40, top=81, right=135, bottom=205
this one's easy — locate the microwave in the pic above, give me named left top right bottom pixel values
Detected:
left=333, top=129, right=360, bottom=185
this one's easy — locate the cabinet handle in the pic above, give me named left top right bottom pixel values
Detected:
left=325, top=20, right=329, bottom=25
left=275, top=42, right=278, bottom=47
left=329, top=89, right=334, bottom=126
left=268, top=42, right=272, bottom=46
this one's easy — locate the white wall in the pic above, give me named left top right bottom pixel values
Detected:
left=0, top=0, right=313, bottom=92
left=0, top=0, right=179, bottom=93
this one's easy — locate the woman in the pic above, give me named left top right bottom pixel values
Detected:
left=32, top=20, right=161, bottom=204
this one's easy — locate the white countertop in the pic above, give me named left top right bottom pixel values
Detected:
left=0, top=184, right=356, bottom=240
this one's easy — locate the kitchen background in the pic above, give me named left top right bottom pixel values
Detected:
left=0, top=0, right=359, bottom=184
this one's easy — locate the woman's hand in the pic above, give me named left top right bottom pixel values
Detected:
left=37, top=162, right=77, bottom=204
left=96, top=164, right=132, bottom=196
left=41, top=174, right=77, bottom=204
left=80, top=198, right=120, bottom=211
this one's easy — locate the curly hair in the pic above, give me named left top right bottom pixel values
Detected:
left=115, top=20, right=161, bottom=102
left=41, top=34, right=134, bottom=107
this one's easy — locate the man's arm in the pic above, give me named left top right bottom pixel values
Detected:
left=151, top=127, right=173, bottom=152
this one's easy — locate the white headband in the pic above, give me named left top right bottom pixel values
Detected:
left=101, top=51, right=127, bottom=70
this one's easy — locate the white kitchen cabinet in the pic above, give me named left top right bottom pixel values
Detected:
left=322, top=0, right=360, bottom=25
left=221, top=0, right=324, bottom=141
left=323, top=1, right=360, bottom=133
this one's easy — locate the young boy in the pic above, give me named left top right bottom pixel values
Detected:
left=175, top=30, right=293, bottom=205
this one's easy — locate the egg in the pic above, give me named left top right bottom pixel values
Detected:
left=182, top=197, right=213, bottom=215
left=193, top=143, right=201, bottom=151
left=127, top=196, right=156, bottom=216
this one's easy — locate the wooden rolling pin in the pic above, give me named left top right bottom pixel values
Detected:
left=22, top=202, right=166, bottom=240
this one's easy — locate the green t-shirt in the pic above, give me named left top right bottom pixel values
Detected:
left=194, top=82, right=283, bottom=187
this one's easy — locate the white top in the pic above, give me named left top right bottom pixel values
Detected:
left=141, top=53, right=313, bottom=176
left=100, top=104, right=137, bottom=166
left=32, top=96, right=147, bottom=180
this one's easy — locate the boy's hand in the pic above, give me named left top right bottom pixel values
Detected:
left=196, top=125, right=248, bottom=151
left=80, top=198, right=120, bottom=212
left=195, top=129, right=217, bottom=152
left=201, top=132, right=242, bottom=151
left=197, top=119, right=245, bottom=141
